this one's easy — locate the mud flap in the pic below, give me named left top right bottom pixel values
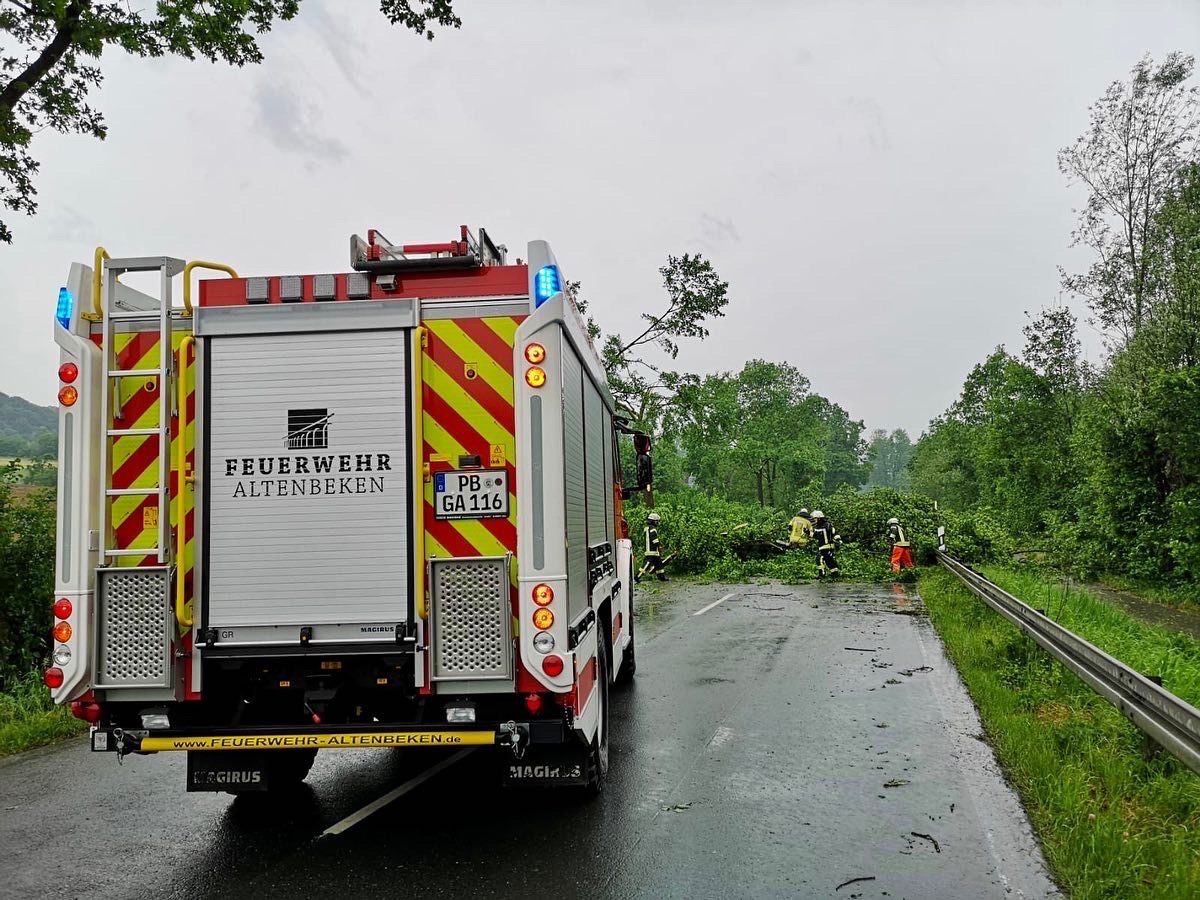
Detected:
left=501, top=745, right=589, bottom=787
left=187, top=750, right=270, bottom=792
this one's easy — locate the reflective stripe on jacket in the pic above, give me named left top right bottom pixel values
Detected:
left=644, top=525, right=661, bottom=556
left=813, top=523, right=838, bottom=550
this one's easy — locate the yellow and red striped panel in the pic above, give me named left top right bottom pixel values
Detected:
left=101, top=330, right=196, bottom=628
left=421, top=316, right=524, bottom=562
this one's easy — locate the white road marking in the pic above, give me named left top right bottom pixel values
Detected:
left=320, top=748, right=476, bottom=837
left=707, top=725, right=736, bottom=750
left=693, top=591, right=739, bottom=617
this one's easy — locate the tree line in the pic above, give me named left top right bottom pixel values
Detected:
left=909, top=53, right=1200, bottom=585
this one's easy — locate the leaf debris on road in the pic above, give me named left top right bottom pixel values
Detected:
left=883, top=778, right=910, bottom=788
left=899, top=666, right=933, bottom=677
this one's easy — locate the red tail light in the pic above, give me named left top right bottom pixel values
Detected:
left=542, top=655, right=564, bottom=677
left=70, top=699, right=102, bottom=723
left=53, top=598, right=72, bottom=619
left=43, top=667, right=64, bottom=689
left=58, top=362, right=79, bottom=383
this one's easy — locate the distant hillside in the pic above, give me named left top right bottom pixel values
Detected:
left=0, top=392, right=57, bottom=459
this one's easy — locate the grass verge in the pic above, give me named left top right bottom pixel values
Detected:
left=920, top=568, right=1200, bottom=899
left=0, top=672, right=87, bottom=758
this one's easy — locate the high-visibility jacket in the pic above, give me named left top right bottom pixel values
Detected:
left=788, top=515, right=813, bottom=546
left=644, top=524, right=662, bottom=557
left=887, top=522, right=910, bottom=547
left=813, top=522, right=838, bottom=550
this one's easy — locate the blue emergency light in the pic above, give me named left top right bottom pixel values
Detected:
left=534, top=265, right=561, bottom=307
left=56, top=287, right=74, bottom=330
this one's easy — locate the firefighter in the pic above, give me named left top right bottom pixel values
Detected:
left=887, top=517, right=914, bottom=572
left=811, top=510, right=840, bottom=577
left=788, top=508, right=813, bottom=548
left=637, top=512, right=667, bottom=582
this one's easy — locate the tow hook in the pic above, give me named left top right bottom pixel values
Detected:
left=499, top=721, right=529, bottom=760
left=112, top=728, right=128, bottom=763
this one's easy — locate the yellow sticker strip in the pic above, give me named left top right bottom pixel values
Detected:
left=140, top=731, right=497, bottom=751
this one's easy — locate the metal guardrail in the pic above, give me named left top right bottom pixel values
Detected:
left=936, top=550, right=1200, bottom=776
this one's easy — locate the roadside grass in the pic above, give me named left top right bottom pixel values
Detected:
left=921, top=568, right=1200, bottom=899
left=981, top=567, right=1200, bottom=709
left=0, top=671, right=87, bottom=757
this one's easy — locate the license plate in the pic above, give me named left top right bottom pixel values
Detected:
left=434, top=469, right=509, bottom=520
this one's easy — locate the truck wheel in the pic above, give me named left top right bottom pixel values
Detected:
left=259, top=748, right=318, bottom=792
left=616, top=569, right=636, bottom=686
left=583, top=646, right=611, bottom=795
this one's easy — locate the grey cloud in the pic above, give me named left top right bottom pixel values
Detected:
left=251, top=79, right=349, bottom=165
left=302, top=1, right=368, bottom=92
left=694, top=214, right=741, bottom=251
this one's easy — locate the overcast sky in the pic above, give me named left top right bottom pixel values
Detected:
left=2, top=0, right=1198, bottom=437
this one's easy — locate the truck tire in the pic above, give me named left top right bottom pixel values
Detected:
left=616, top=566, right=636, bottom=686
left=269, top=747, right=318, bottom=786
left=583, top=645, right=611, bottom=795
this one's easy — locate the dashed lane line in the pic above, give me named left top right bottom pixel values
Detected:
left=320, top=748, right=476, bottom=837
left=693, top=591, right=740, bottom=617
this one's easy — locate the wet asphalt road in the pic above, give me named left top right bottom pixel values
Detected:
left=0, top=580, right=1059, bottom=899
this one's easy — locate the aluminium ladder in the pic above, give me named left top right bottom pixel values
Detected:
left=97, top=256, right=186, bottom=566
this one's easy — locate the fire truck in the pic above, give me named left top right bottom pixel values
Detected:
left=47, top=227, right=637, bottom=793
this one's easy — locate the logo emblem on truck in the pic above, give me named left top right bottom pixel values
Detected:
left=287, top=408, right=333, bottom=449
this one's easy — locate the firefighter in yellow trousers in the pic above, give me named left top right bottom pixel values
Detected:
left=887, top=517, right=914, bottom=572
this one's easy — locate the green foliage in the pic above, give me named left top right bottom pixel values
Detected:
left=1058, top=53, right=1199, bottom=344
left=665, top=359, right=868, bottom=507
left=0, top=669, right=86, bottom=757
left=920, top=568, right=1200, bottom=898
left=579, top=253, right=730, bottom=429
left=627, top=488, right=1013, bottom=581
left=865, top=428, right=912, bottom=489
left=1, top=1, right=461, bottom=242
left=0, top=464, right=56, bottom=685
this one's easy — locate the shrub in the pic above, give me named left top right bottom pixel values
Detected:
left=0, top=463, right=56, bottom=687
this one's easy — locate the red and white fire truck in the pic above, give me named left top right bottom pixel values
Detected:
left=48, top=227, right=637, bottom=793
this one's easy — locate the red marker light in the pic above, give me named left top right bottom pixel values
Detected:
left=58, top=362, right=79, bottom=383
left=532, top=583, right=554, bottom=606
left=44, top=667, right=64, bottom=689
left=524, top=693, right=544, bottom=715
left=53, top=598, right=72, bottom=619
left=524, top=343, right=546, bottom=364
left=70, top=700, right=102, bottom=723
left=542, top=655, right=564, bottom=677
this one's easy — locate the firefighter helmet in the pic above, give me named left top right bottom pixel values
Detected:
left=647, top=512, right=661, bottom=522
left=799, top=508, right=810, bottom=518
left=887, top=517, right=899, bottom=525
left=811, top=510, right=825, bottom=519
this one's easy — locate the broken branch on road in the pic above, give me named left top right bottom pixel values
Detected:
left=835, top=875, right=876, bottom=891
left=910, top=831, right=941, bottom=852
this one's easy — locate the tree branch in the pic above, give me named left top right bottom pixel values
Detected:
left=0, top=0, right=85, bottom=120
